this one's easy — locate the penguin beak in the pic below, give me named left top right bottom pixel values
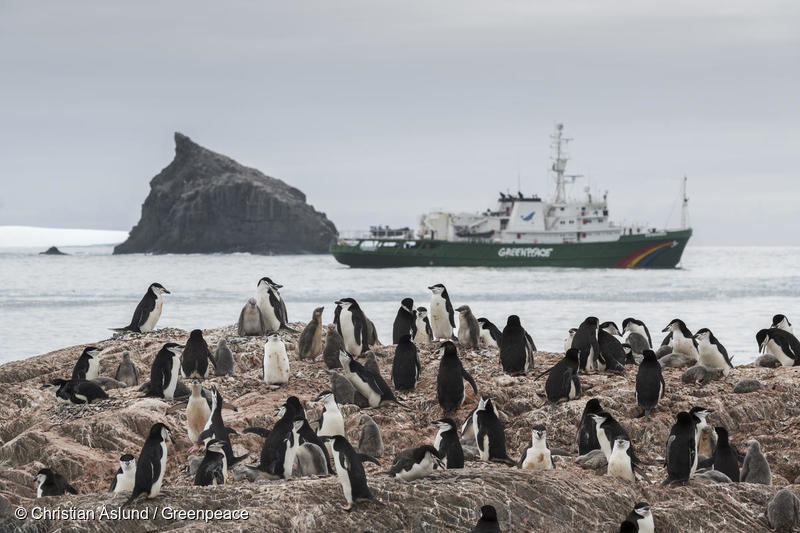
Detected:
left=273, top=284, right=283, bottom=289
left=334, top=300, right=342, bottom=305
left=661, top=326, right=669, bottom=332
left=163, top=288, right=171, bottom=294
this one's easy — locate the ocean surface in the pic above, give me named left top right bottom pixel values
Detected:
left=0, top=245, right=798, bottom=365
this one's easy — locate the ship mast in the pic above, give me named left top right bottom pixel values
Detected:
left=681, top=175, right=690, bottom=229
left=550, top=123, right=573, bottom=203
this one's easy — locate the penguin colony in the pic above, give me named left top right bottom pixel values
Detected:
left=30, top=279, right=800, bottom=531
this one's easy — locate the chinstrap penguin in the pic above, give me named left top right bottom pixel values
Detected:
left=334, top=298, right=370, bottom=357
left=115, top=351, right=139, bottom=386
left=431, top=417, right=464, bottom=468
left=263, top=333, right=290, bottom=385
left=237, top=297, right=267, bottom=336
left=414, top=307, right=433, bottom=344
left=146, top=342, right=183, bottom=400
left=71, top=346, right=102, bottom=381
left=388, top=445, right=443, bottom=481
left=109, top=454, right=136, bottom=494
left=255, top=277, right=289, bottom=333
left=428, top=284, right=455, bottom=340
left=35, top=468, right=78, bottom=497
left=635, top=350, right=665, bottom=417
left=213, top=338, right=235, bottom=376
left=112, top=282, right=170, bottom=333
left=473, top=397, right=515, bottom=465
left=477, top=317, right=503, bottom=349
left=694, top=328, right=734, bottom=374
left=518, top=424, right=554, bottom=470
left=391, top=334, right=421, bottom=391
left=455, top=305, right=480, bottom=349
left=194, top=439, right=227, bottom=486
left=436, top=341, right=478, bottom=414
left=297, top=307, right=325, bottom=360
left=392, top=298, right=417, bottom=344
left=181, top=329, right=215, bottom=379
left=125, top=423, right=174, bottom=506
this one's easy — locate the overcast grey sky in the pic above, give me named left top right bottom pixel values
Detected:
left=1, top=1, right=798, bottom=245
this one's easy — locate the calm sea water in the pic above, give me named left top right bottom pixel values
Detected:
left=0, top=245, right=797, bottom=365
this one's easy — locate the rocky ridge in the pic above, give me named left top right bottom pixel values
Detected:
left=1, top=324, right=799, bottom=532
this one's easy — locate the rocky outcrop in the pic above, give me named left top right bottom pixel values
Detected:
left=114, top=133, right=337, bottom=254
left=1, top=325, right=799, bottom=532
left=39, top=246, right=67, bottom=255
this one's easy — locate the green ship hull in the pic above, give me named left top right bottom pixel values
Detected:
left=331, top=229, right=692, bottom=268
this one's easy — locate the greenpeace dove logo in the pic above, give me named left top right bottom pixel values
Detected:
left=520, top=211, right=535, bottom=221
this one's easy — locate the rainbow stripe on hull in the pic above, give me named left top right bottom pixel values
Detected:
left=616, top=241, right=677, bottom=268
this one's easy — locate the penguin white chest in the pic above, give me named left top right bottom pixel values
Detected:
left=36, top=483, right=43, bottom=498
left=163, top=355, right=180, bottom=400
left=338, top=308, right=361, bottom=356
left=596, top=430, right=612, bottom=459
left=480, top=329, right=498, bottom=349
left=697, top=342, right=729, bottom=373
left=333, top=452, right=353, bottom=503
left=606, top=450, right=634, bottom=481
left=256, top=290, right=281, bottom=332
left=397, top=456, right=435, bottom=481
left=141, top=295, right=163, bottom=333
left=568, top=378, right=578, bottom=399
left=414, top=317, right=430, bottom=343
left=283, top=439, right=299, bottom=479
left=318, top=407, right=345, bottom=437
left=86, top=356, right=100, bottom=381
left=522, top=446, right=552, bottom=470
left=150, top=442, right=168, bottom=497
left=430, top=296, right=452, bottom=339
left=114, top=469, right=136, bottom=493
left=671, top=335, right=698, bottom=360
left=433, top=431, right=443, bottom=452
left=263, top=341, right=290, bottom=385
left=767, top=340, right=795, bottom=366
left=186, top=397, right=211, bottom=443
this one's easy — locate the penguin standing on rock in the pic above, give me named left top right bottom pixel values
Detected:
left=535, top=348, right=580, bottom=403
left=213, top=339, right=235, bottom=376
left=741, top=439, right=771, bottom=485
left=598, top=322, right=626, bottom=369
left=473, top=397, right=515, bottom=465
left=322, top=325, right=345, bottom=369
left=392, top=334, right=421, bottom=392
left=428, top=284, right=455, bottom=340
left=109, top=454, right=136, bottom=494
left=115, top=351, right=139, bottom=387
left=471, top=505, right=501, bottom=533
left=392, top=298, right=417, bottom=344
left=194, top=439, right=227, bottom=486
left=589, top=411, right=631, bottom=460
left=316, top=391, right=345, bottom=439
left=635, top=350, right=665, bottom=417
left=606, top=437, right=638, bottom=482
left=414, top=307, right=433, bottom=344
left=199, top=386, right=248, bottom=467
left=499, top=315, right=533, bottom=374
left=255, top=277, right=289, bottom=332
left=237, top=297, right=267, bottom=336
left=694, top=328, right=734, bottom=374
left=263, top=334, right=290, bottom=385
left=147, top=343, right=183, bottom=400
left=431, top=418, right=464, bottom=468
left=710, top=427, right=740, bottom=482
left=181, top=329, right=215, bottom=379
left=35, top=468, right=78, bottom=497
left=518, top=425, right=554, bottom=470
left=477, top=318, right=503, bottom=349
left=112, top=283, right=170, bottom=333
left=284, top=396, right=332, bottom=473
left=663, top=411, right=696, bottom=485
left=572, top=317, right=601, bottom=372
left=245, top=401, right=295, bottom=477
left=334, top=298, right=370, bottom=357
left=125, top=423, right=174, bottom=506
left=662, top=319, right=699, bottom=360
left=456, top=305, right=480, bottom=349
left=298, top=307, right=325, bottom=360
left=324, top=434, right=380, bottom=511
left=357, top=414, right=384, bottom=458
left=436, top=341, right=478, bottom=415
left=756, top=328, right=800, bottom=366
left=577, top=398, right=603, bottom=455
left=72, top=346, right=102, bottom=381
left=186, top=381, right=211, bottom=445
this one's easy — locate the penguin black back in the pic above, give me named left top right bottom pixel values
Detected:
left=181, top=329, right=214, bottom=379
left=392, top=334, right=421, bottom=392
left=392, top=298, right=417, bottom=344
left=635, top=350, right=665, bottom=417
left=436, top=341, right=478, bottom=414
left=664, top=411, right=696, bottom=485
left=577, top=398, right=602, bottom=455
left=205, top=386, right=248, bottom=467
left=572, top=316, right=601, bottom=371
left=474, top=397, right=514, bottom=464
left=36, top=468, right=78, bottom=497
left=246, top=400, right=296, bottom=476
left=470, top=504, right=501, bottom=533
left=432, top=417, right=464, bottom=469
left=126, top=423, right=173, bottom=506
left=712, top=426, right=739, bottom=482
left=544, top=348, right=581, bottom=403
left=499, top=315, right=527, bottom=374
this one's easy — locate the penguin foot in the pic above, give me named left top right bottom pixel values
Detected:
left=341, top=503, right=353, bottom=512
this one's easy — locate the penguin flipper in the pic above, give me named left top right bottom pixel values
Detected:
left=358, top=453, right=381, bottom=466
left=243, top=427, right=270, bottom=438
left=66, top=483, right=78, bottom=494
left=225, top=426, right=238, bottom=435
left=533, top=364, right=556, bottom=381
left=461, top=368, right=478, bottom=395
left=197, top=429, right=214, bottom=443
left=229, top=453, right=249, bottom=466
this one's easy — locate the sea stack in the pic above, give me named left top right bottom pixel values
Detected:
left=114, top=133, right=337, bottom=254
left=40, top=246, right=67, bottom=255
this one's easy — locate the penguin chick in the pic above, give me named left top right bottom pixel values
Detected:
left=298, top=307, right=325, bottom=360
left=741, top=439, right=771, bottom=485
left=766, top=488, right=800, bottom=532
